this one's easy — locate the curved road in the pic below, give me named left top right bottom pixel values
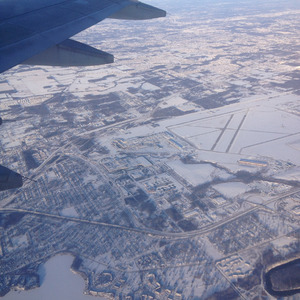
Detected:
left=2, top=187, right=299, bottom=240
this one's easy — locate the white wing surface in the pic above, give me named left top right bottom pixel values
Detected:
left=0, top=0, right=166, bottom=73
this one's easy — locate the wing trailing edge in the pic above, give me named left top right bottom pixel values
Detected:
left=23, top=39, right=114, bottom=67
left=109, top=1, right=166, bottom=20
left=0, top=0, right=166, bottom=72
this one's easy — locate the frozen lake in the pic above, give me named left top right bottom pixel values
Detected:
left=3, top=255, right=95, bottom=300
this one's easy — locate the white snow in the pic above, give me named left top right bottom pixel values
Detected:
left=226, top=112, right=247, bottom=129
left=46, top=170, right=57, bottom=180
left=188, top=130, right=220, bottom=150
left=213, top=129, right=236, bottom=152
left=170, top=125, right=220, bottom=139
left=213, top=182, right=250, bottom=198
left=241, top=107, right=299, bottom=134
left=241, top=134, right=300, bottom=165
left=230, top=130, right=286, bottom=154
left=272, top=236, right=299, bottom=256
left=141, top=82, right=160, bottom=91
left=203, top=237, right=223, bottom=260
left=159, top=95, right=188, bottom=108
left=167, top=160, right=215, bottom=186
left=274, top=167, right=300, bottom=181
left=11, top=235, right=29, bottom=248
left=61, top=207, right=79, bottom=218
left=0, top=82, right=13, bottom=92
left=167, top=160, right=231, bottom=186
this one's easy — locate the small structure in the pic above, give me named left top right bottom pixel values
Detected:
left=238, top=158, right=268, bottom=168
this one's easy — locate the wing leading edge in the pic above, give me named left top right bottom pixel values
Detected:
left=0, top=0, right=166, bottom=73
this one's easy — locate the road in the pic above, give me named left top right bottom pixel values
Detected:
left=0, top=116, right=138, bottom=208
left=2, top=187, right=299, bottom=240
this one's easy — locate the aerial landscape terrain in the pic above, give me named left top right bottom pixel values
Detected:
left=0, top=0, right=300, bottom=299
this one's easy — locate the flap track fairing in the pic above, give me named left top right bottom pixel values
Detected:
left=23, top=39, right=114, bottom=67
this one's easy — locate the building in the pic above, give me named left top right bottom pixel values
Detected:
left=238, top=158, right=268, bottom=167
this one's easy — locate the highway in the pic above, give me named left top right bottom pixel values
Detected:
left=1, top=187, right=299, bottom=240
left=0, top=116, right=138, bottom=208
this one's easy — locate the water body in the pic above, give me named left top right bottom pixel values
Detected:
left=3, top=255, right=95, bottom=300
left=265, top=258, right=300, bottom=297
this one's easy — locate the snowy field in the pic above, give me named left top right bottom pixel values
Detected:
left=163, top=93, right=300, bottom=166
left=274, top=167, right=300, bottom=181
left=167, top=160, right=231, bottom=186
left=212, top=182, right=250, bottom=198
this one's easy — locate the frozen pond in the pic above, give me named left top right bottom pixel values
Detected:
left=3, top=255, right=95, bottom=300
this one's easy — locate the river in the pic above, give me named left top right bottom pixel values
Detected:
left=265, top=258, right=300, bottom=297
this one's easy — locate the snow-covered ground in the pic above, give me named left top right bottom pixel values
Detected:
left=61, top=207, right=79, bottom=218
left=167, top=160, right=231, bottom=186
left=274, top=167, right=300, bottom=181
left=212, top=182, right=250, bottom=198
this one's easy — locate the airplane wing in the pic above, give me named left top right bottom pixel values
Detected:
left=0, top=0, right=166, bottom=73
left=0, top=165, right=23, bottom=191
